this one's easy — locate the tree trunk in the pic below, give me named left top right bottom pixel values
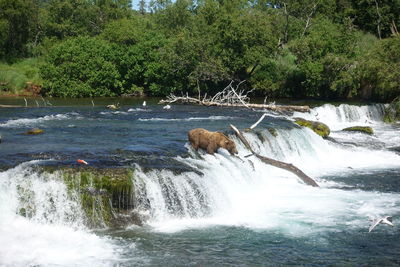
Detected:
left=230, top=124, right=319, bottom=187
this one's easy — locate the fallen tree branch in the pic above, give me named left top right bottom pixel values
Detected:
left=230, top=124, right=319, bottom=187
left=159, top=81, right=310, bottom=112
left=250, top=113, right=267, bottom=130
left=159, top=97, right=310, bottom=112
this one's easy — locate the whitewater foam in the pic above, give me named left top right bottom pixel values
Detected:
left=0, top=113, right=82, bottom=128
left=100, top=111, right=129, bottom=115
left=292, top=103, right=400, bottom=148
left=0, top=162, right=119, bottom=266
left=132, top=124, right=400, bottom=235
left=292, top=103, right=386, bottom=131
left=136, top=150, right=400, bottom=235
left=138, top=116, right=236, bottom=122
left=128, top=108, right=149, bottom=112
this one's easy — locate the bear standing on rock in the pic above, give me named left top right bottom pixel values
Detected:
left=188, top=128, right=238, bottom=155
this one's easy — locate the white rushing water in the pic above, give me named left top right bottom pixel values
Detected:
left=132, top=104, right=400, bottom=234
left=1, top=103, right=399, bottom=264
left=0, top=113, right=83, bottom=128
left=292, top=103, right=400, bottom=148
left=0, top=161, right=118, bottom=266
left=138, top=116, right=237, bottom=122
left=292, top=103, right=386, bottom=130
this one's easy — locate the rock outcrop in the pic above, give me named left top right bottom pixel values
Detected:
left=342, top=126, right=374, bottom=135
left=25, top=128, right=44, bottom=135
left=294, top=118, right=330, bottom=138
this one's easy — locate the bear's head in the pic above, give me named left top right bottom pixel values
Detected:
left=224, top=140, right=238, bottom=155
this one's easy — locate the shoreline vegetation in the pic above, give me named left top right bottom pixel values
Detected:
left=0, top=0, right=399, bottom=103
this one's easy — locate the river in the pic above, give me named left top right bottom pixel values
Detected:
left=0, top=98, right=399, bottom=266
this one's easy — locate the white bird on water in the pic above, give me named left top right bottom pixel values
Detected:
left=143, top=101, right=146, bottom=107
left=163, top=104, right=171, bottom=110
left=369, top=216, right=394, bottom=232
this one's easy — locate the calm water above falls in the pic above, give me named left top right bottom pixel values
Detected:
left=0, top=99, right=400, bottom=266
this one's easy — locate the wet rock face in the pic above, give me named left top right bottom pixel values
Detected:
left=40, top=166, right=140, bottom=228
left=294, top=118, right=330, bottom=138
left=342, top=126, right=374, bottom=135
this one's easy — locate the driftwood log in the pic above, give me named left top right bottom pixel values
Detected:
left=159, top=96, right=310, bottom=113
left=230, top=124, right=319, bottom=187
left=159, top=81, right=310, bottom=113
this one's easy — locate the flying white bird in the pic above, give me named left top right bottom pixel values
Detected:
left=163, top=104, right=171, bottom=110
left=142, top=101, right=146, bottom=107
left=369, top=216, right=394, bottom=232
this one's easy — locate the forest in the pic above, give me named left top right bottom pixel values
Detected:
left=0, top=0, right=399, bottom=102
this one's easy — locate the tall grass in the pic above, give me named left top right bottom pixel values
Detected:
left=0, top=58, right=43, bottom=95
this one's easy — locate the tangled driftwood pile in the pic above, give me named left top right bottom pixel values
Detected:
left=159, top=81, right=310, bottom=113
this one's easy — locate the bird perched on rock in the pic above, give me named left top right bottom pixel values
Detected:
left=369, top=216, right=394, bottom=232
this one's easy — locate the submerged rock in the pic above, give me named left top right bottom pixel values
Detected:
left=25, top=128, right=44, bottom=135
left=267, top=127, right=278, bottom=137
left=294, top=118, right=330, bottom=138
left=342, top=126, right=374, bottom=135
left=383, top=97, right=400, bottom=123
left=255, top=131, right=265, bottom=143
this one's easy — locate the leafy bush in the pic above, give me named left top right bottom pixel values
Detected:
left=0, top=58, right=43, bottom=94
left=356, top=36, right=400, bottom=101
left=41, top=36, right=122, bottom=97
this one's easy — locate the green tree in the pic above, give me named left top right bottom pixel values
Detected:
left=288, top=18, right=358, bottom=98
left=41, top=36, right=122, bottom=97
left=356, top=35, right=400, bottom=100
left=0, top=0, right=38, bottom=59
left=39, top=0, right=133, bottom=39
left=139, top=0, right=147, bottom=14
left=351, top=0, right=400, bottom=39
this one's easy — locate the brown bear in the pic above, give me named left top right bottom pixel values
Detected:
left=188, top=128, right=238, bottom=155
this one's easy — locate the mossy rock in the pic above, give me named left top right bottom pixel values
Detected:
left=342, top=126, right=374, bottom=135
left=25, top=128, right=44, bottom=135
left=294, top=118, right=330, bottom=138
left=267, top=127, right=278, bottom=137
left=39, top=166, right=139, bottom=228
left=255, top=131, right=265, bottom=143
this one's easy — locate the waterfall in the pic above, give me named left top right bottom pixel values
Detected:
left=1, top=102, right=399, bottom=245
left=131, top=125, right=400, bottom=233
left=293, top=103, right=386, bottom=130
left=0, top=162, right=117, bottom=266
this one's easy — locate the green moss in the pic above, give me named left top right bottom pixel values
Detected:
left=342, top=126, right=374, bottom=135
left=40, top=166, right=136, bottom=228
left=25, top=128, right=44, bottom=135
left=294, top=118, right=330, bottom=138
left=267, top=127, right=278, bottom=137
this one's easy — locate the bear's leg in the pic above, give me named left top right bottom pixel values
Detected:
left=191, top=141, right=199, bottom=150
left=206, top=143, right=216, bottom=155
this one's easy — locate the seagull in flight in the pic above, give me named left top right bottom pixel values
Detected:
left=369, top=216, right=394, bottom=232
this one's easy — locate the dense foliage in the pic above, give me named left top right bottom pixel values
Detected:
left=0, top=0, right=399, bottom=101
